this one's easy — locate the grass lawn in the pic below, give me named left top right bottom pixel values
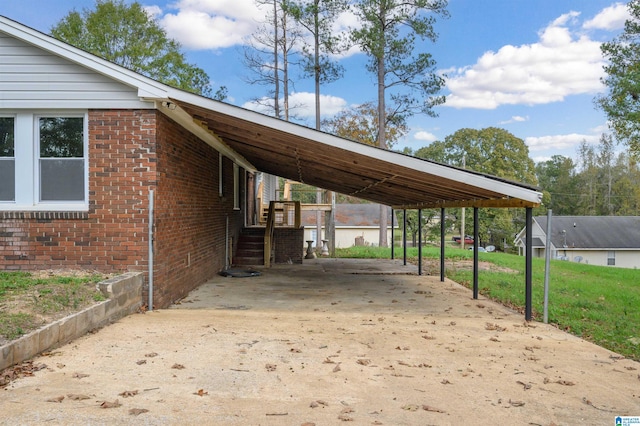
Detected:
left=336, top=245, right=640, bottom=361
left=0, top=271, right=106, bottom=344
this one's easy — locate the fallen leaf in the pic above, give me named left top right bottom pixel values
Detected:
left=556, top=380, right=575, bottom=386
left=67, top=394, right=90, bottom=400
left=72, top=372, right=89, bottom=379
left=509, top=399, right=525, bottom=407
left=129, top=408, right=149, bottom=416
left=118, top=390, right=139, bottom=398
left=422, top=404, right=446, bottom=413
left=401, top=404, right=420, bottom=411
left=172, top=364, right=185, bottom=370
left=100, top=399, right=121, bottom=409
left=356, top=359, right=371, bottom=366
left=145, top=352, right=158, bottom=358
left=46, top=395, right=64, bottom=403
left=194, top=389, right=208, bottom=396
left=136, top=360, right=147, bottom=365
left=323, top=358, right=335, bottom=364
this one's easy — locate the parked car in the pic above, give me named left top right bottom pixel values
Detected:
left=453, top=235, right=474, bottom=244
left=468, top=246, right=487, bottom=252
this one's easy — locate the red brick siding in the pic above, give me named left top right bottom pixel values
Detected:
left=149, top=113, right=243, bottom=308
left=0, top=109, right=243, bottom=308
left=0, top=110, right=155, bottom=272
left=274, top=228, right=304, bottom=264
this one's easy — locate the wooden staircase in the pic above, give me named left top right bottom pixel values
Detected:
left=234, top=228, right=265, bottom=266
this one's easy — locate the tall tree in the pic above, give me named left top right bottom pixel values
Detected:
left=322, top=101, right=408, bottom=148
left=535, top=155, right=578, bottom=215
left=51, top=0, right=221, bottom=98
left=415, top=127, right=537, bottom=251
left=285, top=0, right=349, bottom=129
left=243, top=0, right=302, bottom=120
left=596, top=0, right=640, bottom=159
left=351, top=0, right=449, bottom=246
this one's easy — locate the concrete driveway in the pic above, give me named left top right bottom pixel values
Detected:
left=1, top=259, right=639, bottom=425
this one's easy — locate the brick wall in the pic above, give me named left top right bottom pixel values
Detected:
left=0, top=110, right=155, bottom=272
left=274, top=228, right=304, bottom=264
left=150, top=113, right=243, bottom=308
left=0, top=109, right=244, bottom=308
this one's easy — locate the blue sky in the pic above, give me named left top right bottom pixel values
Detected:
left=1, top=0, right=630, bottom=163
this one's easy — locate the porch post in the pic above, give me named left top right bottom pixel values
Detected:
left=473, top=207, right=479, bottom=299
left=525, top=207, right=533, bottom=321
left=440, top=207, right=445, bottom=282
left=418, top=209, right=423, bottom=276
left=403, top=210, right=407, bottom=266
left=391, top=208, right=395, bottom=259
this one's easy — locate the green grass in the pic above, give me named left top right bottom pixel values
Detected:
left=0, top=272, right=106, bottom=342
left=336, top=245, right=640, bottom=361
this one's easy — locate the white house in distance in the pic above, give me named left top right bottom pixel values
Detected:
left=302, top=204, right=398, bottom=248
left=514, top=216, right=640, bottom=268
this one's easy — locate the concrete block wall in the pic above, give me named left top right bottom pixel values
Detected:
left=0, top=272, right=143, bottom=371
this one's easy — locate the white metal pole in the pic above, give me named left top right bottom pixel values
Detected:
left=148, top=189, right=154, bottom=312
left=543, top=209, right=552, bottom=323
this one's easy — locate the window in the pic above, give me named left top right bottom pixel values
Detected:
left=0, top=112, right=87, bottom=210
left=39, top=117, right=85, bottom=201
left=0, top=117, right=15, bottom=201
left=607, top=251, right=615, bottom=266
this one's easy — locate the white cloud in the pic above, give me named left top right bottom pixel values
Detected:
left=444, top=11, right=606, bottom=109
left=583, top=2, right=629, bottom=31
left=498, top=115, right=529, bottom=125
left=413, top=131, right=437, bottom=142
left=156, top=0, right=266, bottom=50
left=525, top=133, right=600, bottom=152
left=241, top=92, right=347, bottom=119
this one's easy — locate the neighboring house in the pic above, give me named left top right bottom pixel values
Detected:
left=514, top=216, right=640, bottom=268
left=302, top=204, right=398, bottom=248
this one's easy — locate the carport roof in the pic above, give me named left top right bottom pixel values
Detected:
left=0, top=15, right=542, bottom=210
left=163, top=95, right=542, bottom=210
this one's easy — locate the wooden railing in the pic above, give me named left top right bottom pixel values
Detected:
left=263, top=201, right=301, bottom=267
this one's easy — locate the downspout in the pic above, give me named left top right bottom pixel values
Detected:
left=148, top=189, right=154, bottom=312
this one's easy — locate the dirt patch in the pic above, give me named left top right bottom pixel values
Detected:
left=415, top=258, right=518, bottom=275
left=0, top=270, right=115, bottom=347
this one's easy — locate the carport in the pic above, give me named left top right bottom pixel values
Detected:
left=151, top=91, right=543, bottom=320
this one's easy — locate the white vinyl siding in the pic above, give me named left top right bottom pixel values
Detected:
left=0, top=33, right=153, bottom=109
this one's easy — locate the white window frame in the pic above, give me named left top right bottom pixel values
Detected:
left=607, top=250, right=615, bottom=266
left=1, top=111, right=89, bottom=211
left=0, top=114, right=16, bottom=202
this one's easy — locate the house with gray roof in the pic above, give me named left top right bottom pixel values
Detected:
left=301, top=204, right=398, bottom=248
left=514, top=216, right=640, bottom=268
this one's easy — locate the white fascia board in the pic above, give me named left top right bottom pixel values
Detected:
left=167, top=90, right=543, bottom=205
left=0, top=16, right=168, bottom=99
left=153, top=99, right=255, bottom=172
